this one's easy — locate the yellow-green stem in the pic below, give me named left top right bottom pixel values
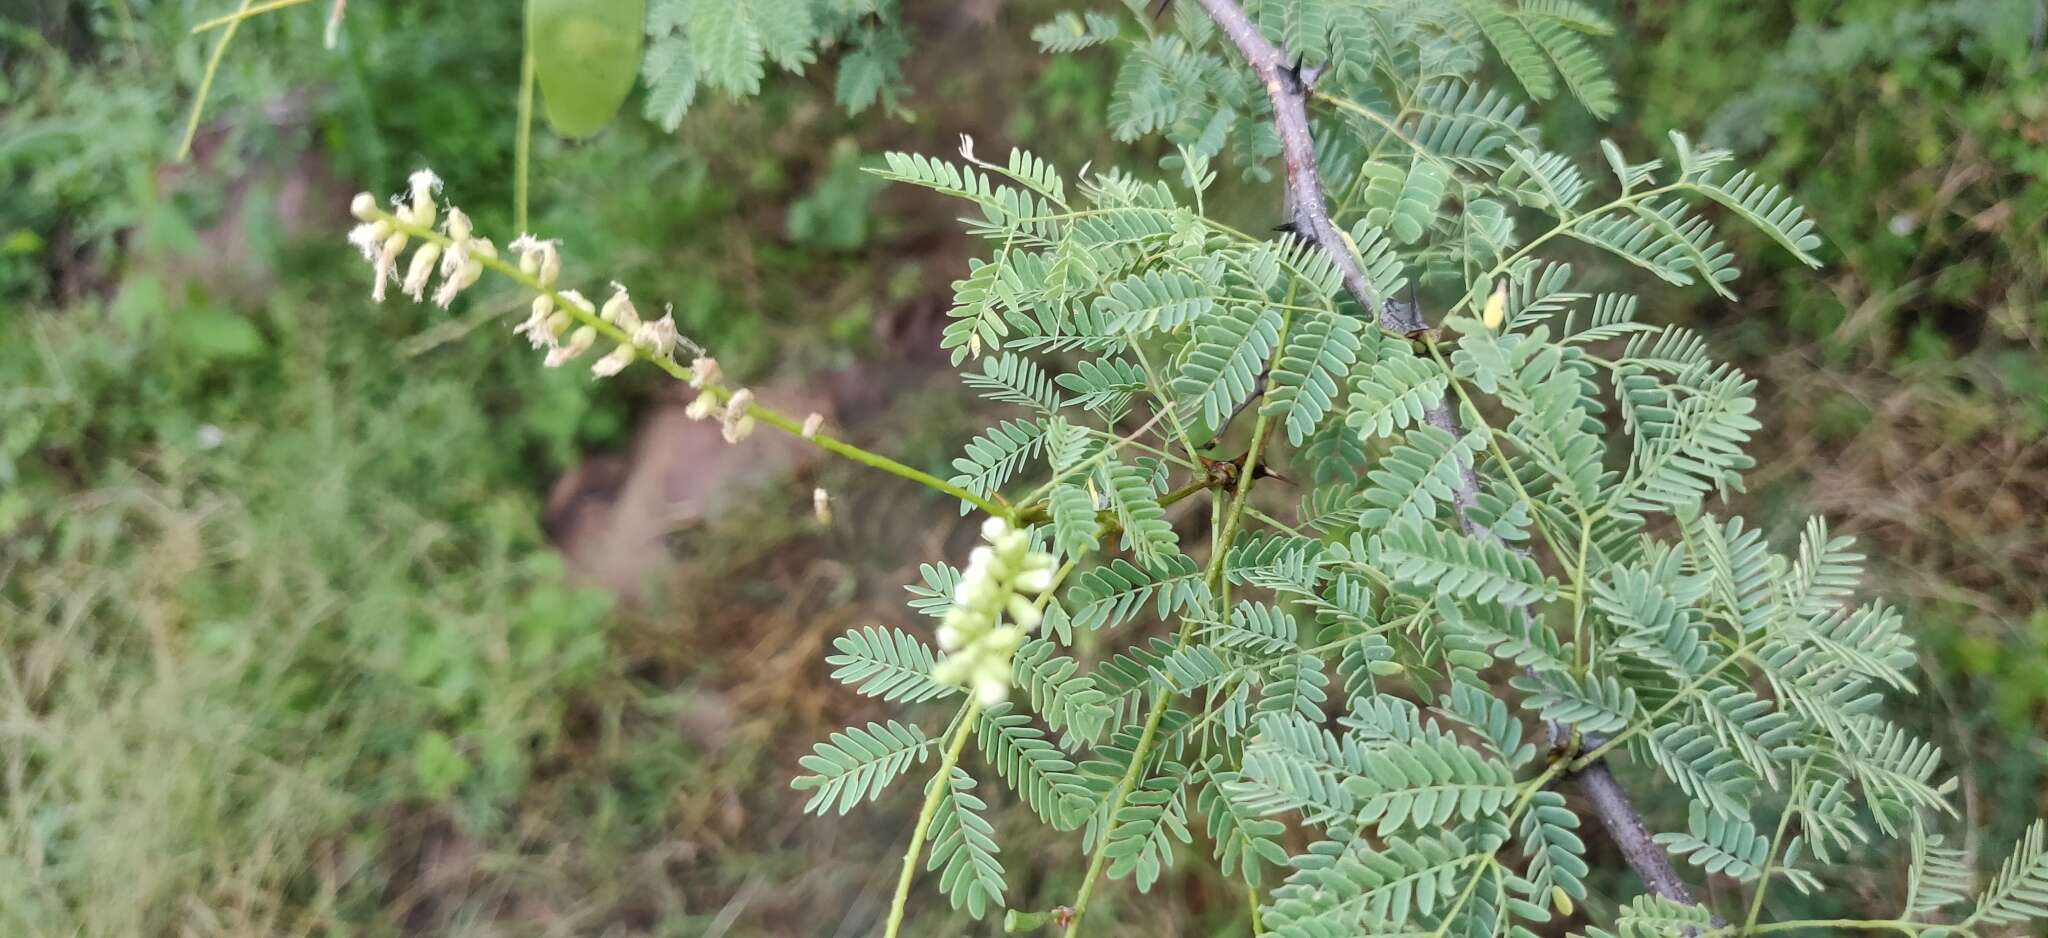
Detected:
left=370, top=209, right=1010, bottom=516
left=514, top=0, right=536, bottom=232
left=189, top=0, right=311, bottom=32
left=1743, top=765, right=1807, bottom=933
left=1062, top=314, right=1293, bottom=937
left=177, top=0, right=257, bottom=160
left=883, top=700, right=982, bottom=938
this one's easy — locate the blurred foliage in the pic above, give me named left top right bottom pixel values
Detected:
left=0, top=250, right=618, bottom=932
left=1622, top=0, right=2046, bottom=372
left=1616, top=0, right=2048, bottom=845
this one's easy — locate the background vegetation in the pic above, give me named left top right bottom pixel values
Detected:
left=1, top=0, right=2041, bottom=934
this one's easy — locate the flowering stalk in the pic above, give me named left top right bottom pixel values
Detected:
left=347, top=183, right=1009, bottom=517
left=882, top=698, right=981, bottom=938
left=883, top=519, right=1065, bottom=938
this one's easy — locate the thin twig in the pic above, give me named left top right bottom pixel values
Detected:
left=515, top=0, right=536, bottom=232
left=1191, top=0, right=1702, bottom=916
left=177, top=0, right=258, bottom=161
left=882, top=700, right=982, bottom=938
left=189, top=0, right=311, bottom=33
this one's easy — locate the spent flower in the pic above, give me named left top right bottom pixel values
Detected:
left=721, top=389, right=757, bottom=442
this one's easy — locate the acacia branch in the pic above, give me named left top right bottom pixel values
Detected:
left=1192, top=0, right=1701, bottom=914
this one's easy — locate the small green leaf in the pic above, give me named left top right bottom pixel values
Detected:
left=175, top=304, right=267, bottom=362
left=532, top=0, right=647, bottom=139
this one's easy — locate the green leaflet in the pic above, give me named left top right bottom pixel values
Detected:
left=1262, top=312, right=1366, bottom=445
left=1103, top=771, right=1193, bottom=891
left=1172, top=305, right=1285, bottom=432
left=1372, top=522, right=1555, bottom=607
left=1104, top=460, right=1180, bottom=568
left=1047, top=482, right=1100, bottom=563
left=978, top=705, right=1093, bottom=831
left=1655, top=803, right=1769, bottom=882
left=1346, top=346, right=1448, bottom=441
left=791, top=720, right=931, bottom=815
left=1360, top=159, right=1450, bottom=244
left=926, top=768, right=1005, bottom=918
left=826, top=626, right=956, bottom=704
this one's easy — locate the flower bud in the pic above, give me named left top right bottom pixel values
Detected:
left=372, top=231, right=408, bottom=302
left=444, top=207, right=472, bottom=242
left=801, top=413, right=825, bottom=439
left=557, top=289, right=595, bottom=317
left=544, top=326, right=596, bottom=367
left=1481, top=280, right=1508, bottom=331
left=350, top=192, right=378, bottom=221
left=402, top=242, right=441, bottom=301
left=813, top=487, right=833, bottom=525
left=601, top=283, right=640, bottom=330
left=591, top=344, right=634, bottom=378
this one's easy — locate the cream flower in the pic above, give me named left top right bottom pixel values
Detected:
left=930, top=517, right=1056, bottom=706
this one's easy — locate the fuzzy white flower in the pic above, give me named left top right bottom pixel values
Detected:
left=685, top=391, right=721, bottom=421
left=630, top=314, right=680, bottom=358
left=690, top=355, right=722, bottom=389
left=930, top=516, right=1056, bottom=705
left=556, top=288, right=596, bottom=317
left=347, top=221, right=388, bottom=261
left=433, top=236, right=490, bottom=309
left=406, top=169, right=441, bottom=228
left=514, top=296, right=569, bottom=348
left=372, top=231, right=407, bottom=302
left=510, top=234, right=561, bottom=288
